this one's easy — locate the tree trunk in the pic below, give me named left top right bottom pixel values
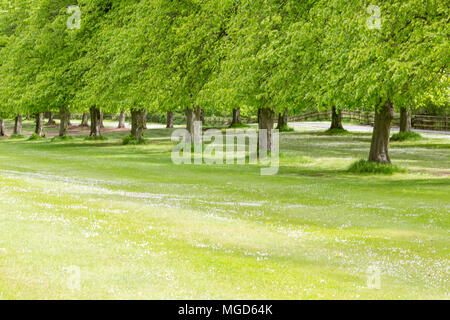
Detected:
left=35, top=113, right=45, bottom=137
left=231, top=108, right=241, bottom=126
left=399, top=107, right=412, bottom=133
left=131, top=109, right=145, bottom=140
left=46, top=112, right=56, bottom=125
left=59, top=107, right=70, bottom=136
left=369, top=100, right=394, bottom=163
left=118, top=111, right=126, bottom=128
left=258, top=108, right=275, bottom=152
left=80, top=113, right=89, bottom=127
left=200, top=109, right=205, bottom=124
left=99, top=112, right=105, bottom=128
left=276, top=109, right=288, bottom=129
left=330, top=106, right=344, bottom=130
left=89, top=106, right=101, bottom=137
left=14, top=115, right=22, bottom=135
left=166, top=111, right=174, bottom=128
left=142, top=110, right=147, bottom=129
left=0, top=119, right=5, bottom=136
left=186, top=106, right=202, bottom=141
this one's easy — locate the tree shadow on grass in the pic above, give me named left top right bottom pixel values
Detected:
left=290, top=130, right=372, bottom=137
left=391, top=143, right=450, bottom=150
left=13, top=139, right=118, bottom=148
left=278, top=166, right=344, bottom=177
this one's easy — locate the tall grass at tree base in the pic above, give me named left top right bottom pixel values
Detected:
left=122, top=135, right=146, bottom=145
left=348, top=159, right=405, bottom=175
left=391, top=131, right=423, bottom=142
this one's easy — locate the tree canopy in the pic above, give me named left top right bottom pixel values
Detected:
left=0, top=0, right=447, bottom=159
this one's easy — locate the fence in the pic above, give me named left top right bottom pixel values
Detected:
left=290, top=110, right=449, bottom=132
left=69, top=110, right=449, bottom=132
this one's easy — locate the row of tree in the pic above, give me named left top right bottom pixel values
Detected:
left=0, top=0, right=448, bottom=162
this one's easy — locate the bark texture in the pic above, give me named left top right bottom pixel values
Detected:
left=330, top=106, right=344, bottom=130
left=231, top=108, right=241, bottom=126
left=131, top=109, right=145, bottom=140
left=200, top=109, right=205, bottom=124
left=99, top=112, right=105, bottom=128
left=276, top=109, right=288, bottom=129
left=0, top=119, right=5, bottom=136
left=142, top=110, right=148, bottom=129
left=166, top=111, right=174, bottom=128
left=369, top=100, right=394, bottom=163
left=258, top=108, right=275, bottom=152
left=399, top=107, right=412, bottom=133
left=45, top=112, right=56, bottom=125
left=80, top=113, right=89, bottom=127
left=59, top=107, right=69, bottom=136
left=186, top=106, right=202, bottom=141
left=89, top=106, right=102, bottom=137
left=35, top=113, right=45, bottom=137
left=14, top=115, right=23, bottom=135
left=118, top=111, right=126, bottom=128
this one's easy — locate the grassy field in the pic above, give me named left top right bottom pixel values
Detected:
left=0, top=121, right=449, bottom=299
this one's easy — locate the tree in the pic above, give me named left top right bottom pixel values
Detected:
left=118, top=111, right=126, bottom=129
left=312, top=0, right=448, bottom=163
left=14, top=115, right=23, bottom=135
left=399, top=107, right=412, bottom=133
left=89, top=106, right=101, bottom=137
left=231, top=108, right=241, bottom=127
left=200, top=1, right=316, bottom=150
left=276, top=109, right=288, bottom=130
left=0, top=0, right=95, bottom=138
left=0, top=118, right=5, bottom=136
left=45, top=112, right=56, bottom=126
left=80, top=113, right=89, bottom=127
left=156, top=0, right=237, bottom=139
left=0, top=1, right=35, bottom=136
left=34, top=112, right=45, bottom=137
left=330, top=107, right=344, bottom=131
left=75, top=1, right=161, bottom=140
left=166, top=111, right=174, bottom=129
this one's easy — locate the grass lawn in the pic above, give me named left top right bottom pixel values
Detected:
left=0, top=121, right=448, bottom=299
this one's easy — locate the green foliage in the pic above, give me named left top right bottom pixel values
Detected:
left=1, top=1, right=447, bottom=121
left=391, top=131, right=423, bottom=142
left=51, top=135, right=73, bottom=142
left=348, top=160, right=405, bottom=175
left=229, top=123, right=251, bottom=129
left=8, top=134, right=26, bottom=139
left=28, top=133, right=46, bottom=140
left=278, top=125, right=295, bottom=133
left=122, top=135, right=145, bottom=145
left=85, top=135, right=108, bottom=141
left=0, top=0, right=447, bottom=164
left=323, top=128, right=350, bottom=135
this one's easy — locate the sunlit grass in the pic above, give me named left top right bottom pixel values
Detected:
left=0, top=122, right=448, bottom=299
